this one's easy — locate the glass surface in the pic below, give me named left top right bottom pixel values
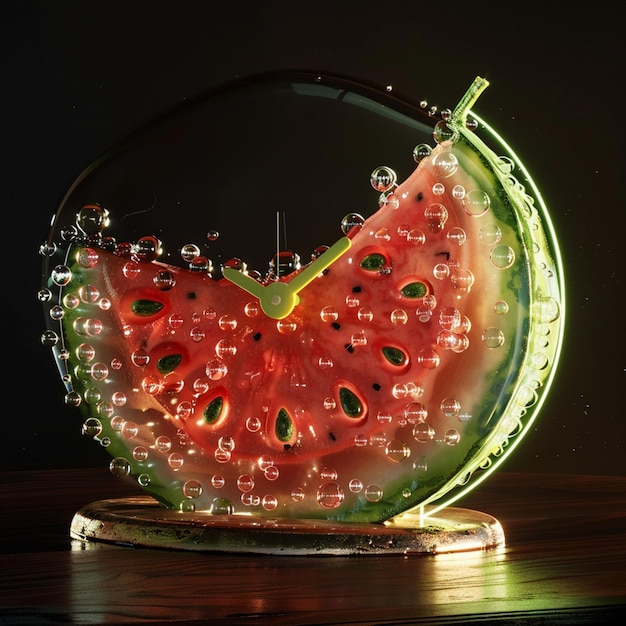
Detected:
left=39, top=70, right=564, bottom=523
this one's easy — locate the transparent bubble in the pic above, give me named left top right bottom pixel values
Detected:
left=490, top=244, right=516, bottom=269
left=341, top=213, right=364, bottom=235
left=317, top=482, right=345, bottom=508
left=431, top=150, right=459, bottom=177
left=370, top=166, right=397, bottom=192
left=385, top=440, right=411, bottom=463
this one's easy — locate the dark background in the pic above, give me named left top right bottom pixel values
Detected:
left=3, top=2, right=622, bottom=478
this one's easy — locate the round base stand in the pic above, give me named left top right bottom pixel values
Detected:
left=70, top=496, right=505, bottom=556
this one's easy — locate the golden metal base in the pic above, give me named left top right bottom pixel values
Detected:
left=70, top=496, right=505, bottom=555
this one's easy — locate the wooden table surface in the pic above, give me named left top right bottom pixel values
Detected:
left=1, top=468, right=625, bottom=624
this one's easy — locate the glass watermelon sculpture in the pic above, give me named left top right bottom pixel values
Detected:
left=39, top=71, right=564, bottom=525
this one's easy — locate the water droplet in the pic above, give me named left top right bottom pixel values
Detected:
left=462, top=189, right=491, bottom=216
left=210, top=497, right=234, bottom=514
left=490, top=244, right=516, bottom=269
left=424, top=204, right=448, bottom=232
left=317, top=482, right=344, bottom=508
left=180, top=244, right=201, bottom=261
left=109, top=457, right=131, bottom=477
left=385, top=440, right=411, bottom=463
left=412, top=143, right=432, bottom=163
left=482, top=327, right=505, bottom=348
left=413, top=423, right=435, bottom=443
left=364, top=484, right=383, bottom=502
left=341, top=213, right=364, bottom=235
left=370, top=166, right=397, bottom=192
left=432, top=150, right=458, bottom=177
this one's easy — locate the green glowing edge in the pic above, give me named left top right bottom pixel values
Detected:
left=395, top=110, right=566, bottom=523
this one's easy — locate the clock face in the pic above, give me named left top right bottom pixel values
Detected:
left=40, top=71, right=564, bottom=523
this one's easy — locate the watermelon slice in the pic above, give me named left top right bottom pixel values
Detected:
left=40, top=74, right=564, bottom=523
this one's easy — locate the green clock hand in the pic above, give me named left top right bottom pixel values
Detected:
left=222, top=237, right=352, bottom=319
left=289, top=237, right=352, bottom=295
left=222, top=267, right=266, bottom=300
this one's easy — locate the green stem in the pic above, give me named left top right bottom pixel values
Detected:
left=451, top=76, right=489, bottom=126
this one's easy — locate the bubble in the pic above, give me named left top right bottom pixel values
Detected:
left=404, top=402, right=427, bottom=423
left=320, top=467, right=338, bottom=481
left=262, top=495, right=278, bottom=511
left=121, top=422, right=139, bottom=439
left=258, top=455, right=274, bottom=471
left=478, top=225, right=501, bottom=247
left=490, top=244, right=516, bottom=269
left=211, top=475, right=225, bottom=488
left=76, top=247, right=99, bottom=268
left=482, top=327, right=505, bottom=348
left=432, top=150, right=459, bottom=177
left=215, top=447, right=231, bottom=463
left=354, top=434, right=368, bottom=447
left=133, top=236, right=162, bottom=262
left=320, top=306, right=339, bottom=322
left=345, top=294, right=360, bottom=308
left=413, top=423, right=435, bottom=443
left=264, top=465, right=280, bottom=481
left=341, top=213, right=364, bottom=235
left=424, top=204, right=448, bottom=232
left=155, top=436, right=172, bottom=453
left=109, top=457, right=131, bottom=477
left=462, top=189, right=491, bottom=216
left=180, top=244, right=201, bottom=261
left=377, top=411, right=392, bottom=424
left=76, top=204, right=110, bottom=236
left=317, top=482, right=345, bottom=508
left=277, top=319, right=298, bottom=334
left=452, top=184, right=466, bottom=199
left=433, top=263, right=449, bottom=280
left=439, top=306, right=461, bottom=330
left=385, top=440, right=411, bottom=463
left=443, top=429, right=460, bottom=446
left=246, top=416, right=261, bottom=432
left=241, top=493, right=260, bottom=506
left=349, top=479, right=363, bottom=493
left=237, top=475, right=254, bottom=492
left=440, top=397, right=460, bottom=417
left=412, top=143, right=432, bottom=163
left=51, top=265, right=72, bottom=286
left=493, top=300, right=509, bottom=315
left=417, top=348, right=440, bottom=369
left=244, top=301, right=260, bottom=317
left=364, top=484, right=383, bottom=502
left=207, top=230, right=219, bottom=242
left=40, top=330, right=59, bottom=347
left=168, top=453, right=184, bottom=469
left=153, top=270, right=176, bottom=291
left=132, top=446, right=149, bottom=462
left=406, top=229, right=426, bottom=245
left=215, top=339, right=236, bottom=357
left=390, top=309, right=408, bottom=325
left=210, top=497, right=234, bottom=515
left=446, top=227, right=466, bottom=245
left=89, top=362, right=109, bottom=381
left=370, top=166, right=397, bottom=192
left=534, top=296, right=561, bottom=323
left=530, top=351, right=549, bottom=370
left=433, top=121, right=455, bottom=143
left=82, top=418, right=102, bottom=437
left=291, top=487, right=306, bottom=502
left=64, top=391, right=82, bottom=407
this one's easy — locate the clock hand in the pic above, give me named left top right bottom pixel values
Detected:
left=222, top=236, right=352, bottom=320
left=223, top=267, right=298, bottom=319
left=222, top=267, right=266, bottom=300
left=289, top=237, right=352, bottom=295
